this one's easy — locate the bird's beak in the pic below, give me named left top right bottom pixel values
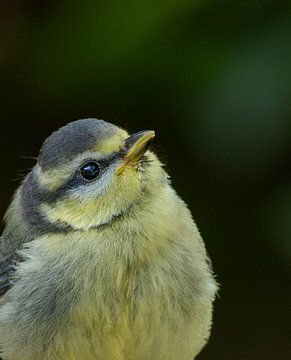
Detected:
left=116, top=130, right=155, bottom=175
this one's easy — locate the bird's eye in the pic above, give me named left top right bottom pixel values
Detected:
left=80, top=161, right=100, bottom=180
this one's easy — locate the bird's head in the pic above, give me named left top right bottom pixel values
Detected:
left=19, top=119, right=166, bottom=232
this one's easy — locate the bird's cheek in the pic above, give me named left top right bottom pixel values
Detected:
left=114, top=167, right=142, bottom=196
left=41, top=199, right=101, bottom=230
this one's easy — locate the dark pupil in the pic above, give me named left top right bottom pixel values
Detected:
left=81, top=162, right=100, bottom=180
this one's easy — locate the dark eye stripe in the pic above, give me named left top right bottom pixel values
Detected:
left=21, top=171, right=73, bottom=233
left=45, top=152, right=122, bottom=202
left=20, top=151, right=125, bottom=234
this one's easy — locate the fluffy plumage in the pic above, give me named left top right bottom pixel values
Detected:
left=0, top=119, right=217, bottom=360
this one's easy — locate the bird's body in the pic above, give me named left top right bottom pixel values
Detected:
left=0, top=119, right=217, bottom=360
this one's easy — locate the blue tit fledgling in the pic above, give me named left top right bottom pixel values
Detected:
left=0, top=119, right=217, bottom=360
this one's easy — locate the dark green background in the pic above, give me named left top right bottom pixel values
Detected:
left=1, top=1, right=291, bottom=359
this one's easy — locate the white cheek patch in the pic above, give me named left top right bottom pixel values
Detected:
left=68, top=163, right=119, bottom=200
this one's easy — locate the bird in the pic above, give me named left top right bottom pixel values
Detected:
left=0, top=118, right=217, bottom=360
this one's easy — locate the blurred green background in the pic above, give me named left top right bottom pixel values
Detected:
left=1, top=0, right=291, bottom=359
